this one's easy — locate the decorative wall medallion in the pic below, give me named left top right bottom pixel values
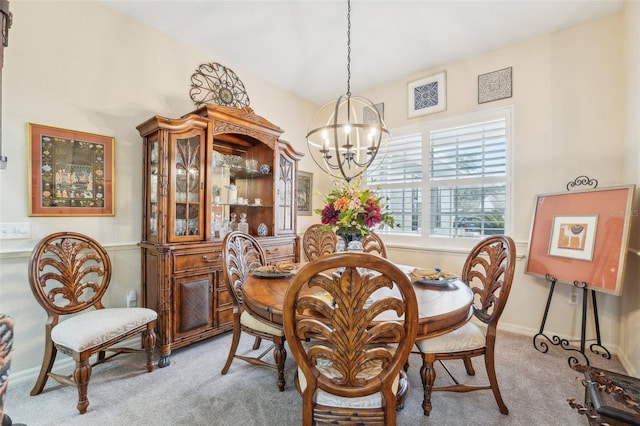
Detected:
left=189, top=62, right=250, bottom=108
left=257, top=223, right=268, bottom=237
left=478, top=67, right=512, bottom=104
left=363, top=103, right=384, bottom=125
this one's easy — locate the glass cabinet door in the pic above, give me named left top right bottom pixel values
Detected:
left=147, top=139, right=160, bottom=242
left=276, top=153, right=295, bottom=234
left=172, top=132, right=204, bottom=241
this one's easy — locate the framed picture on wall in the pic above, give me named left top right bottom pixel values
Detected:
left=296, top=170, right=313, bottom=216
left=478, top=67, right=513, bottom=104
left=363, top=103, right=384, bottom=125
left=407, top=71, right=446, bottom=118
left=28, top=123, right=115, bottom=216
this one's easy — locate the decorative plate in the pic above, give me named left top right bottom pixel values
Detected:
left=257, top=223, right=268, bottom=237
left=260, top=164, right=271, bottom=174
left=189, top=62, right=250, bottom=108
left=414, top=278, right=457, bottom=289
left=251, top=270, right=293, bottom=278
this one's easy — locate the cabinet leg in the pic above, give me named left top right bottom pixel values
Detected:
left=158, top=346, right=171, bottom=368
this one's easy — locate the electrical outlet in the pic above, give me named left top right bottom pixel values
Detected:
left=0, top=222, right=31, bottom=239
left=569, top=290, right=579, bottom=305
left=126, top=290, right=137, bottom=308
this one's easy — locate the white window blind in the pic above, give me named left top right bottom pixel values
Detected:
left=367, top=133, right=423, bottom=234
left=366, top=108, right=510, bottom=240
left=428, top=117, right=507, bottom=238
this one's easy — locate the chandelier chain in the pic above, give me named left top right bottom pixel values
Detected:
left=346, top=0, right=351, bottom=96
left=305, top=0, right=389, bottom=182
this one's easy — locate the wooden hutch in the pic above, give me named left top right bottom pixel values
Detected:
left=137, top=105, right=303, bottom=367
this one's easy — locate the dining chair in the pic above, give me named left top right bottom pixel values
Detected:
left=413, top=235, right=516, bottom=416
left=302, top=224, right=337, bottom=261
left=28, top=232, right=157, bottom=414
left=0, top=314, right=13, bottom=426
left=283, top=252, right=418, bottom=425
left=361, top=231, right=388, bottom=258
left=220, top=231, right=287, bottom=391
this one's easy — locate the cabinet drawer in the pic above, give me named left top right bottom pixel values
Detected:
left=174, top=250, right=222, bottom=273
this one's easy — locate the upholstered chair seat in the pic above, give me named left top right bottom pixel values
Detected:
left=240, top=311, right=284, bottom=337
left=415, top=322, right=486, bottom=354
left=51, top=308, right=157, bottom=353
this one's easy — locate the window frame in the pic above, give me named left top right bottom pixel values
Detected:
left=371, top=107, right=512, bottom=250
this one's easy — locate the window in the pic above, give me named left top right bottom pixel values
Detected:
left=367, top=108, right=510, bottom=242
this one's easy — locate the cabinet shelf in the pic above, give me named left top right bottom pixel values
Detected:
left=215, top=203, right=273, bottom=208
left=228, top=168, right=272, bottom=179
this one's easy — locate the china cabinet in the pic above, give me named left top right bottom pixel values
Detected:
left=137, top=105, right=303, bottom=367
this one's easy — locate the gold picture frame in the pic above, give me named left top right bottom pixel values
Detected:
left=28, top=123, right=115, bottom=216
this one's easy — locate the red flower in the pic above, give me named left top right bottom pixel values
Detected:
left=321, top=204, right=339, bottom=225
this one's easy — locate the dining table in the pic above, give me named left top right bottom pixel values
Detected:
left=241, top=263, right=474, bottom=341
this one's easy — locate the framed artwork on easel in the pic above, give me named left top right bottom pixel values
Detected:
left=525, top=185, right=635, bottom=295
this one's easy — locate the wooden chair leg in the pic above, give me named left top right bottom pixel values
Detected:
left=143, top=328, right=156, bottom=372
left=273, top=341, right=287, bottom=392
left=420, top=353, right=436, bottom=416
left=73, top=359, right=92, bottom=414
left=221, top=320, right=242, bottom=375
left=463, top=355, right=476, bottom=376
left=30, top=334, right=56, bottom=396
left=485, top=349, right=508, bottom=414
left=252, top=336, right=262, bottom=350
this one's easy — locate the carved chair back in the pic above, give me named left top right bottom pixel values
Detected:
left=222, top=231, right=267, bottom=306
left=283, top=252, right=418, bottom=425
left=29, top=232, right=111, bottom=323
left=302, top=224, right=337, bottom=261
left=462, top=235, right=516, bottom=338
left=361, top=232, right=388, bottom=258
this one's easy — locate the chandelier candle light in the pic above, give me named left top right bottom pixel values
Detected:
left=306, top=0, right=390, bottom=182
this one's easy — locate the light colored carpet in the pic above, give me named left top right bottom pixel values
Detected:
left=5, top=330, right=624, bottom=425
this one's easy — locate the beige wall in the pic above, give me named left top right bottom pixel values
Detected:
left=362, top=11, right=636, bottom=372
left=1, top=1, right=638, bottom=382
left=0, top=1, right=320, bottom=378
left=620, top=0, right=640, bottom=377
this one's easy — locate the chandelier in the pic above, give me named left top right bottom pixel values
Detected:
left=306, top=0, right=390, bottom=182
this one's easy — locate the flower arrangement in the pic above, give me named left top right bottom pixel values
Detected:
left=316, top=177, right=396, bottom=236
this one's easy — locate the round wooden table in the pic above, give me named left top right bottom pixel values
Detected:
left=242, top=267, right=474, bottom=340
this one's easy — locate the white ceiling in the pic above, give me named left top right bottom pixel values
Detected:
left=103, top=0, right=624, bottom=105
